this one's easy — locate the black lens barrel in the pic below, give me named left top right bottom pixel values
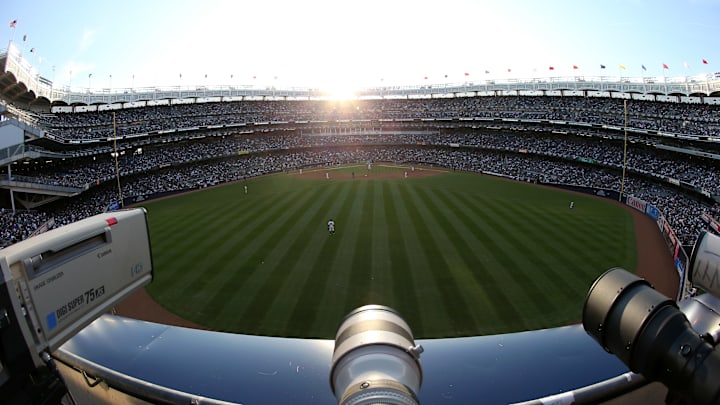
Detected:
left=583, top=268, right=720, bottom=405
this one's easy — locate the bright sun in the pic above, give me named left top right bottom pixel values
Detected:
left=321, top=81, right=359, bottom=100
left=312, top=70, right=364, bottom=100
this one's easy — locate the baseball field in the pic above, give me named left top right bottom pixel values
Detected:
left=143, top=164, right=637, bottom=338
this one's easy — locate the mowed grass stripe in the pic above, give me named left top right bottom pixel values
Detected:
left=397, top=182, right=482, bottom=336
left=495, top=201, right=597, bottom=300
left=415, top=186, right=520, bottom=328
left=149, top=182, right=265, bottom=246
left=181, top=186, right=320, bottom=329
left=369, top=181, right=393, bottom=307
left=268, top=181, right=360, bottom=338
left=308, top=181, right=373, bottom=338
left=467, top=193, right=634, bottom=326
left=447, top=191, right=562, bottom=329
left=207, top=181, right=345, bottom=331
left=539, top=213, right=629, bottom=274
left=382, top=182, right=431, bottom=336
left=150, top=186, right=309, bottom=306
left=313, top=179, right=376, bottom=322
left=502, top=199, right=632, bottom=288
left=149, top=198, right=251, bottom=273
left=158, top=191, right=305, bottom=300
left=237, top=182, right=350, bottom=336
left=473, top=197, right=578, bottom=317
left=439, top=190, right=548, bottom=330
left=232, top=185, right=341, bottom=334
left=147, top=194, right=223, bottom=238
left=548, top=202, right=631, bottom=251
left=344, top=181, right=375, bottom=310
left=147, top=182, right=302, bottom=294
left=518, top=215, right=630, bottom=313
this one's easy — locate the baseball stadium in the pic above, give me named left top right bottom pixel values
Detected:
left=2, top=6, right=720, bottom=404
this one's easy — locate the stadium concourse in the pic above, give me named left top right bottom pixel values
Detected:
left=1, top=96, right=719, bottom=251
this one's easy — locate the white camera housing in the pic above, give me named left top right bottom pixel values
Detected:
left=0, top=208, right=153, bottom=367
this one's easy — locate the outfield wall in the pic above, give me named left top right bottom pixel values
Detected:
left=625, top=195, right=688, bottom=299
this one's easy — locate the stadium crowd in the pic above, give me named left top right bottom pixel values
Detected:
left=10, top=130, right=720, bottom=196
left=0, top=209, right=50, bottom=246
left=36, top=96, right=720, bottom=140
left=2, top=144, right=715, bottom=248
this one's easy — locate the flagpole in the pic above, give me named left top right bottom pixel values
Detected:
left=113, top=112, right=124, bottom=208
left=573, top=66, right=577, bottom=86
left=620, top=99, right=628, bottom=202
left=10, top=21, right=17, bottom=44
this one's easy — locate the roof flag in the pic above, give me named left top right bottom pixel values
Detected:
left=9, top=20, right=17, bottom=28
left=549, top=66, right=554, bottom=70
left=600, top=64, right=606, bottom=69
left=662, top=63, right=669, bottom=69
left=702, top=58, right=709, bottom=64
left=619, top=65, right=627, bottom=70
left=642, top=65, right=647, bottom=71
left=573, top=65, right=579, bottom=70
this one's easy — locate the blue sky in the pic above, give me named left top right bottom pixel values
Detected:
left=3, top=0, right=719, bottom=93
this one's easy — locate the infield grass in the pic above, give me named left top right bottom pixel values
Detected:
left=143, top=165, right=636, bottom=338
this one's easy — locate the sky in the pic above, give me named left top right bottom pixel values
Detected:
left=2, top=0, right=720, bottom=95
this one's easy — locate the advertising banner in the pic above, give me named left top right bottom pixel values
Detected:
left=626, top=196, right=647, bottom=212
left=645, top=204, right=660, bottom=221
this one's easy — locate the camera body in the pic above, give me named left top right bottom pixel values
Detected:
left=0, top=208, right=153, bottom=401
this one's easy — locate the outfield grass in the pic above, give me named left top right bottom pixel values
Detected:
left=144, top=166, right=636, bottom=338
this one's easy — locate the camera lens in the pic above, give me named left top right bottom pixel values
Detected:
left=583, top=268, right=720, bottom=405
left=330, top=305, right=423, bottom=405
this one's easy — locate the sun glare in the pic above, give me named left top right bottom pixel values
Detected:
left=321, top=81, right=359, bottom=100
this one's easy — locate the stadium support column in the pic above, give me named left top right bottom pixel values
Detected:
left=619, top=99, right=628, bottom=202
left=7, top=163, right=15, bottom=213
left=113, top=112, right=124, bottom=208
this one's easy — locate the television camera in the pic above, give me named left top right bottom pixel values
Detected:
left=0, top=208, right=153, bottom=403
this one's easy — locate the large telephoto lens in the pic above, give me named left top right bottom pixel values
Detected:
left=330, top=305, right=424, bottom=405
left=583, top=268, right=720, bottom=405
